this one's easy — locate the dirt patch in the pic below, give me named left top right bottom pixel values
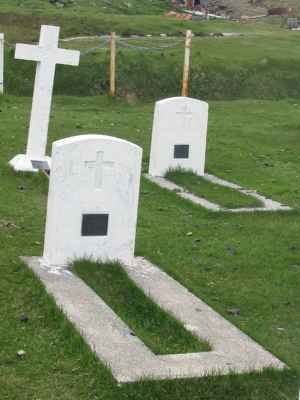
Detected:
left=206, top=0, right=300, bottom=17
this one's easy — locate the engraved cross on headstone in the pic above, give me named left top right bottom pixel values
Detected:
left=176, top=104, right=193, bottom=128
left=85, top=151, right=115, bottom=189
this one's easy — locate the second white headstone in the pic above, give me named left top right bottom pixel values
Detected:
left=148, top=97, right=208, bottom=177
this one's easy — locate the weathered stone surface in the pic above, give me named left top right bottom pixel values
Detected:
left=43, top=135, right=142, bottom=267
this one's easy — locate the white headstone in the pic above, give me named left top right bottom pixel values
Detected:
left=9, top=25, right=80, bottom=172
left=148, top=97, right=208, bottom=177
left=0, top=33, right=4, bottom=94
left=43, top=135, right=143, bottom=267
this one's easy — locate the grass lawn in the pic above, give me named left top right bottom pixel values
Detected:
left=72, top=260, right=210, bottom=354
left=0, top=0, right=170, bottom=15
left=0, top=10, right=278, bottom=44
left=0, top=95, right=299, bottom=399
left=1, top=0, right=300, bottom=17
left=165, top=168, right=263, bottom=209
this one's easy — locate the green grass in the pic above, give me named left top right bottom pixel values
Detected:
left=0, top=11, right=276, bottom=43
left=4, top=23, right=300, bottom=100
left=0, top=95, right=299, bottom=399
left=1, top=0, right=300, bottom=18
left=2, top=0, right=300, bottom=101
left=0, top=0, right=170, bottom=16
left=72, top=260, right=210, bottom=354
left=165, top=168, right=263, bottom=209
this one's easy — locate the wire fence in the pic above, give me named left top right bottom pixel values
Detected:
left=80, top=35, right=184, bottom=56
left=117, top=38, right=184, bottom=52
left=2, top=33, right=190, bottom=98
left=4, top=34, right=185, bottom=55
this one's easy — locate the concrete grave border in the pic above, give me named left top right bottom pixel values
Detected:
left=145, top=173, right=292, bottom=213
left=22, top=256, right=286, bottom=383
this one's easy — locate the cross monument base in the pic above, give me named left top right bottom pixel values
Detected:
left=9, top=154, right=51, bottom=172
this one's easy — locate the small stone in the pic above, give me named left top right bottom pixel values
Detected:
left=17, top=350, right=26, bottom=359
left=227, top=308, right=240, bottom=316
left=186, top=232, right=193, bottom=236
left=20, top=314, right=29, bottom=322
left=289, top=264, right=300, bottom=269
left=289, top=245, right=300, bottom=251
left=226, top=246, right=236, bottom=256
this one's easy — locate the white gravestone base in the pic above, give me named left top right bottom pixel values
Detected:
left=9, top=154, right=51, bottom=173
left=22, top=256, right=286, bottom=383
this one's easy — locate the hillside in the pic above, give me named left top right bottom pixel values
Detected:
left=0, top=0, right=170, bottom=16
left=207, top=0, right=300, bottom=17
left=1, top=0, right=300, bottom=19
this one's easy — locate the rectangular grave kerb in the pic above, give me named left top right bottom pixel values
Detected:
left=22, top=256, right=287, bottom=383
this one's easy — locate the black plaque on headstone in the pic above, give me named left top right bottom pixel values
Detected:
left=81, top=214, right=109, bottom=236
left=174, top=144, right=189, bottom=159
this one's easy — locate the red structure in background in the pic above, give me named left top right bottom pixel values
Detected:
left=185, top=0, right=208, bottom=11
left=268, top=8, right=294, bottom=17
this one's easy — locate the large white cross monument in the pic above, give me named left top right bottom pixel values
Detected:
left=9, top=25, right=80, bottom=172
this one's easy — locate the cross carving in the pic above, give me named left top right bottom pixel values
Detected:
left=85, top=151, right=115, bottom=189
left=176, top=104, right=193, bottom=128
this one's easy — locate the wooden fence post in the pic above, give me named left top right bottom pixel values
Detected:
left=0, top=33, right=4, bottom=94
left=109, top=32, right=116, bottom=97
left=182, top=30, right=192, bottom=97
